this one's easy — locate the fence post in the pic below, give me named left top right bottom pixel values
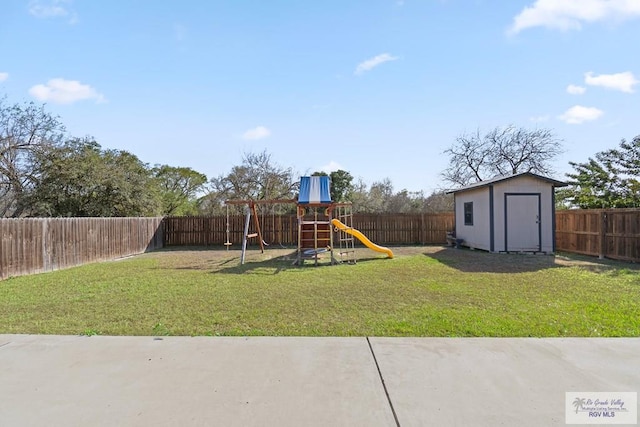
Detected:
left=42, top=218, right=48, bottom=272
left=599, top=210, right=606, bottom=259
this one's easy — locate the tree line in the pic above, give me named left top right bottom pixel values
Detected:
left=0, top=97, right=206, bottom=217
left=0, top=97, right=452, bottom=217
left=1, top=97, right=638, bottom=217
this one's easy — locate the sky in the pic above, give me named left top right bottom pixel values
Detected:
left=1, top=0, right=639, bottom=194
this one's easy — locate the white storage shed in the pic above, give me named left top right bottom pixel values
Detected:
left=447, top=172, right=567, bottom=253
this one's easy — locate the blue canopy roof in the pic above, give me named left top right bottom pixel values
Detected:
left=298, top=176, right=332, bottom=204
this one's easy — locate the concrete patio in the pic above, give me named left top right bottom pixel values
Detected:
left=1, top=335, right=638, bottom=426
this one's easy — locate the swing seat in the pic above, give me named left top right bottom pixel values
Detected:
left=247, top=233, right=258, bottom=238
left=223, top=242, right=233, bottom=246
left=303, top=248, right=328, bottom=256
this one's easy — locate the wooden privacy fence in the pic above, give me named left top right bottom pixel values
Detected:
left=1, top=209, right=637, bottom=280
left=351, top=213, right=455, bottom=245
left=556, top=208, right=640, bottom=263
left=166, top=209, right=639, bottom=262
left=163, top=213, right=456, bottom=247
left=0, top=217, right=164, bottom=280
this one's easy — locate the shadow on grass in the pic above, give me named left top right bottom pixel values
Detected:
left=214, top=251, right=301, bottom=275
left=425, top=246, right=639, bottom=274
left=425, top=247, right=561, bottom=273
left=155, top=246, right=357, bottom=275
left=212, top=250, right=343, bottom=275
left=213, top=250, right=387, bottom=275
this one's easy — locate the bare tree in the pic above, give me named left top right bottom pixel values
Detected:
left=202, top=150, right=299, bottom=214
left=0, top=98, right=66, bottom=217
left=442, top=125, right=563, bottom=187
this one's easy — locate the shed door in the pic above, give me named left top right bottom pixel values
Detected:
left=505, top=194, right=541, bottom=252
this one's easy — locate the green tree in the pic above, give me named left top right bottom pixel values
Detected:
left=328, top=170, right=353, bottom=202
left=310, top=169, right=354, bottom=202
left=152, top=165, right=207, bottom=216
left=562, top=136, right=640, bottom=208
left=442, top=125, right=563, bottom=186
left=423, top=190, right=454, bottom=212
left=386, top=189, right=419, bottom=213
left=29, top=138, right=161, bottom=216
left=607, top=135, right=640, bottom=204
left=0, top=97, right=66, bottom=217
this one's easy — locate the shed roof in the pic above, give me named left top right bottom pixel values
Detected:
left=445, top=172, right=567, bottom=194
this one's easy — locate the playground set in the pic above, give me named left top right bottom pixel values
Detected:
left=225, top=176, right=393, bottom=265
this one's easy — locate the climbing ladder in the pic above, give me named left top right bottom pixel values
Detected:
left=295, top=206, right=337, bottom=266
left=334, top=202, right=357, bottom=264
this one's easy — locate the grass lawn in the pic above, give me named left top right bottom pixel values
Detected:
left=1, top=246, right=638, bottom=337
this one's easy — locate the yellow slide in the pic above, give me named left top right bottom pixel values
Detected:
left=331, top=219, right=394, bottom=259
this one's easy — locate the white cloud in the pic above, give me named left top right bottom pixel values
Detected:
left=28, top=78, right=106, bottom=104
left=29, top=0, right=78, bottom=23
left=319, top=161, right=343, bottom=173
left=354, top=53, right=398, bottom=76
left=508, top=0, right=640, bottom=34
left=585, top=71, right=638, bottom=93
left=566, top=84, right=586, bottom=95
left=0, top=72, right=8, bottom=82
left=558, top=105, right=604, bottom=124
left=242, top=126, right=271, bottom=140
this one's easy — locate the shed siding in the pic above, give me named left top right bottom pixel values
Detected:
left=492, top=176, right=555, bottom=253
left=454, top=187, right=491, bottom=251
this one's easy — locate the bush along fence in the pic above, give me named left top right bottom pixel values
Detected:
left=0, top=217, right=164, bottom=280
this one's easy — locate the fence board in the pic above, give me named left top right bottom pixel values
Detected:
left=0, top=217, right=164, bottom=280
left=163, top=213, right=456, bottom=247
left=555, top=208, right=640, bottom=262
